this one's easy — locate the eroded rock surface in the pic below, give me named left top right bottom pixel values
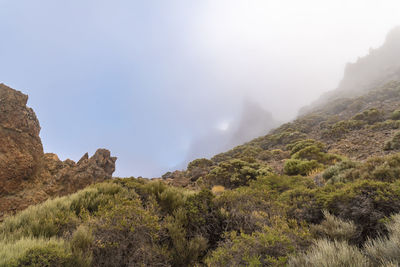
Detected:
left=0, top=84, right=43, bottom=196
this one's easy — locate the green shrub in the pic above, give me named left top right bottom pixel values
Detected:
left=311, top=211, right=357, bottom=242
left=288, top=239, right=368, bottom=267
left=206, top=159, right=261, bottom=188
left=286, top=139, right=341, bottom=166
left=322, top=154, right=400, bottom=183
left=70, top=188, right=111, bottom=217
left=280, top=178, right=400, bottom=245
left=246, top=130, right=307, bottom=151
left=385, top=132, right=400, bottom=150
left=257, top=149, right=289, bottom=161
left=92, top=195, right=168, bottom=267
left=322, top=160, right=358, bottom=183
left=251, top=174, right=316, bottom=194
left=166, top=208, right=208, bottom=267
left=353, top=108, right=384, bottom=124
left=364, top=213, right=400, bottom=266
left=0, top=195, right=78, bottom=241
left=391, top=110, right=400, bottom=120
left=182, top=189, right=224, bottom=247
left=322, top=120, right=366, bottom=139
left=70, top=225, right=93, bottom=263
left=211, top=145, right=263, bottom=163
left=15, top=243, right=83, bottom=267
left=0, top=238, right=89, bottom=267
left=206, top=217, right=311, bottom=267
left=370, top=119, right=400, bottom=130
left=187, top=158, right=214, bottom=181
left=287, top=139, right=325, bottom=155
left=214, top=187, right=274, bottom=233
left=317, top=180, right=400, bottom=244
left=284, top=159, right=322, bottom=176
left=136, top=181, right=189, bottom=214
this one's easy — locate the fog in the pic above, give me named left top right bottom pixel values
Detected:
left=1, top=0, right=400, bottom=177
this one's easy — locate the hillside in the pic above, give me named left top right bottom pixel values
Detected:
left=301, top=26, right=400, bottom=115
left=3, top=29, right=400, bottom=266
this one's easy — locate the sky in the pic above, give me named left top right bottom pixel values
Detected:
left=1, top=0, right=400, bottom=177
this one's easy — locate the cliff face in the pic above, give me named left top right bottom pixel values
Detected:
left=0, top=84, right=43, bottom=196
left=0, top=84, right=117, bottom=219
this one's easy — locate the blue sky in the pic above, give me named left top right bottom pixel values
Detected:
left=1, top=0, right=400, bottom=177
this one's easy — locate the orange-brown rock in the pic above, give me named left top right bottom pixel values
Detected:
left=0, top=84, right=43, bottom=196
left=0, top=84, right=117, bottom=219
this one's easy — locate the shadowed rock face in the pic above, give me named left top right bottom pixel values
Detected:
left=0, top=84, right=117, bottom=219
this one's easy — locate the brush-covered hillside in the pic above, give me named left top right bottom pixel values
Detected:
left=4, top=30, right=400, bottom=266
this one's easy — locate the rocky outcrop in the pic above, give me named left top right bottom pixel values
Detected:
left=44, top=149, right=117, bottom=196
left=0, top=84, right=117, bottom=219
left=0, top=84, right=43, bottom=196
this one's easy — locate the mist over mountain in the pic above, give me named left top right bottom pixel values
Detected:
left=301, top=26, right=400, bottom=114
left=181, top=100, right=278, bottom=168
left=5, top=22, right=400, bottom=267
left=4, top=1, right=400, bottom=265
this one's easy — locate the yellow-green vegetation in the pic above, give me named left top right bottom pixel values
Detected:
left=322, top=119, right=366, bottom=139
left=391, top=110, right=400, bottom=120
left=5, top=82, right=400, bottom=266
left=283, top=139, right=341, bottom=175
left=352, top=108, right=384, bottom=124
left=205, top=218, right=311, bottom=267
left=289, top=213, right=400, bottom=266
left=385, top=131, right=400, bottom=150
left=4, top=153, right=400, bottom=266
left=204, top=159, right=272, bottom=188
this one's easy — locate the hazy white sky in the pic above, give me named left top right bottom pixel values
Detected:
left=1, top=0, right=400, bottom=177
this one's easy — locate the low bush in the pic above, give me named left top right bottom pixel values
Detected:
left=322, top=154, right=400, bottom=183
left=287, top=139, right=325, bottom=155
left=91, top=195, right=168, bottom=267
left=391, top=110, right=400, bottom=120
left=288, top=239, right=368, bottom=267
left=284, top=159, right=322, bottom=176
left=385, top=132, right=400, bottom=150
left=70, top=225, right=93, bottom=262
left=187, top=158, right=214, bottom=181
left=311, top=211, right=357, bottom=242
left=205, top=159, right=261, bottom=188
left=322, top=120, right=366, bottom=139
left=364, top=213, right=400, bottom=265
left=257, top=149, right=289, bottom=161
left=322, top=160, right=358, bottom=183
left=214, top=187, right=275, bottom=233
left=206, top=217, right=311, bottom=267
left=165, top=208, right=208, bottom=266
left=290, top=211, right=400, bottom=267
left=353, top=108, right=384, bottom=124
left=370, top=119, right=400, bottom=130
left=0, top=238, right=90, bottom=267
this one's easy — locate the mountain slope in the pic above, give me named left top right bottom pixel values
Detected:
left=4, top=28, right=400, bottom=266
left=301, top=26, right=400, bottom=115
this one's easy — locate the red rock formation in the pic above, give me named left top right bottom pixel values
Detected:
left=0, top=84, right=43, bottom=196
